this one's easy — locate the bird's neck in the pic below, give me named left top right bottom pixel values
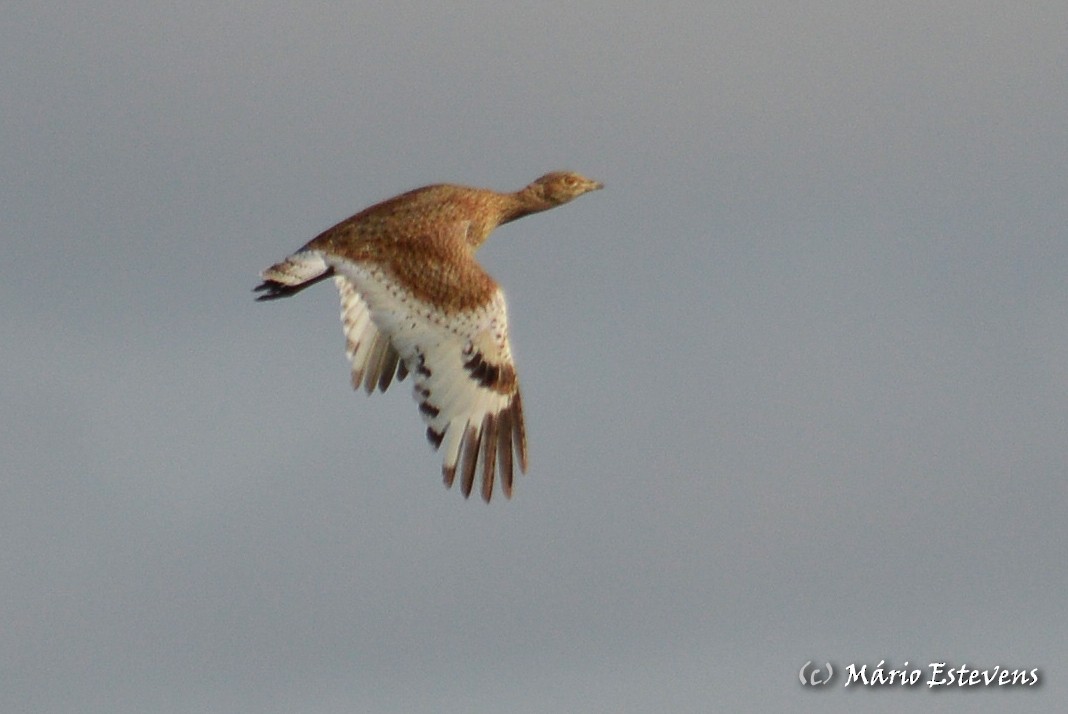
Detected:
left=498, top=186, right=554, bottom=225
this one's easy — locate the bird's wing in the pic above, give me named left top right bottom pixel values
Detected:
left=335, top=274, right=407, bottom=393
left=331, top=256, right=527, bottom=502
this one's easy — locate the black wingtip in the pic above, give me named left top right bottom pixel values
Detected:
left=253, top=281, right=295, bottom=301
left=253, top=267, right=335, bottom=302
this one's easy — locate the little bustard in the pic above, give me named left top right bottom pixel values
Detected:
left=256, top=171, right=602, bottom=501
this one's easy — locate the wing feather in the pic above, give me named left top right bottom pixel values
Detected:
left=460, top=425, right=481, bottom=498
left=479, top=413, right=498, bottom=503
left=335, top=275, right=405, bottom=393
left=496, top=407, right=514, bottom=498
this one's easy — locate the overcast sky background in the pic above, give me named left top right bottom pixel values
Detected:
left=3, top=2, right=1066, bottom=712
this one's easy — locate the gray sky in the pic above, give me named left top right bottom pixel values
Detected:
left=3, top=2, right=1066, bottom=712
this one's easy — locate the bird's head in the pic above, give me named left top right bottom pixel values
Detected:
left=527, top=171, right=604, bottom=206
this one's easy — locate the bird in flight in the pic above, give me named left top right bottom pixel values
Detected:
left=255, top=171, right=603, bottom=501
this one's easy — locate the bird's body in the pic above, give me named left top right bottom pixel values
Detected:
left=256, top=171, right=602, bottom=501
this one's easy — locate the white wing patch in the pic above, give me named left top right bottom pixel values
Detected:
left=331, top=258, right=527, bottom=501
left=336, top=275, right=406, bottom=393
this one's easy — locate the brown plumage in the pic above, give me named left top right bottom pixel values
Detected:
left=255, top=171, right=602, bottom=501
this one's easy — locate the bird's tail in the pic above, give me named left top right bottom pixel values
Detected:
left=254, top=250, right=334, bottom=301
